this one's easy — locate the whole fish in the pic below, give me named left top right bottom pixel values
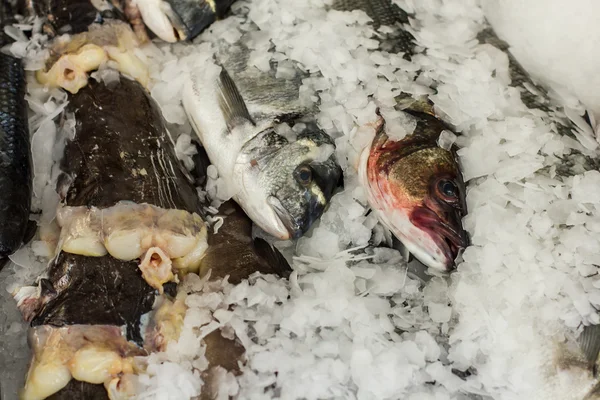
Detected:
left=13, top=75, right=208, bottom=399
left=135, top=0, right=238, bottom=42
left=332, top=0, right=469, bottom=271
left=183, top=65, right=342, bottom=240
left=0, top=2, right=33, bottom=262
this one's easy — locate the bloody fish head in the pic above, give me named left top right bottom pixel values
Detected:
left=364, top=120, right=468, bottom=272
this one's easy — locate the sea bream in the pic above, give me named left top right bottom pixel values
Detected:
left=358, top=108, right=469, bottom=272
left=135, top=0, right=238, bottom=42
left=183, top=63, right=342, bottom=240
left=330, top=0, right=469, bottom=272
left=0, top=1, right=34, bottom=263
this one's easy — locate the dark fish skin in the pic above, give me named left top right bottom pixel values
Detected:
left=167, top=0, right=237, bottom=41
left=30, top=252, right=156, bottom=346
left=200, top=200, right=292, bottom=284
left=60, top=76, right=202, bottom=214
left=29, top=0, right=126, bottom=35
left=0, top=52, right=33, bottom=259
left=196, top=199, right=291, bottom=399
left=332, top=0, right=415, bottom=56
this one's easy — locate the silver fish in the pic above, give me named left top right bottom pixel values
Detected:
left=183, top=64, right=341, bottom=240
left=136, top=0, right=237, bottom=42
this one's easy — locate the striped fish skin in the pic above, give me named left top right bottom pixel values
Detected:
left=0, top=52, right=33, bottom=259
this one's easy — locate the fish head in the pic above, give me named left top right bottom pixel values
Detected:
left=367, top=133, right=468, bottom=271
left=241, top=126, right=341, bottom=240
left=136, top=0, right=237, bottom=42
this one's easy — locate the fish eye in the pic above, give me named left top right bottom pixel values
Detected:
left=439, top=179, right=458, bottom=198
left=296, top=166, right=313, bottom=186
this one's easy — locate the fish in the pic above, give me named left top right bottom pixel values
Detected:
left=0, top=1, right=34, bottom=263
left=135, top=0, right=238, bottom=43
left=183, top=65, right=342, bottom=240
left=13, top=74, right=209, bottom=399
left=358, top=109, right=469, bottom=271
left=331, top=0, right=469, bottom=271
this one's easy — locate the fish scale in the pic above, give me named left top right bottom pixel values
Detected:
left=0, top=50, right=32, bottom=259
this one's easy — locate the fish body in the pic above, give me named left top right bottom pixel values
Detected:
left=332, top=0, right=469, bottom=271
left=0, top=8, right=33, bottom=260
left=136, top=0, right=237, bottom=42
left=144, top=199, right=291, bottom=400
left=183, top=66, right=341, bottom=240
left=36, top=20, right=149, bottom=94
left=53, top=76, right=207, bottom=288
left=476, top=27, right=600, bottom=177
left=15, top=75, right=209, bottom=399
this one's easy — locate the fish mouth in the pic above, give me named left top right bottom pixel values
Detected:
left=409, top=203, right=469, bottom=271
left=268, top=196, right=303, bottom=240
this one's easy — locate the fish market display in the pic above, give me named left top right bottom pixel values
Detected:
left=0, top=2, right=33, bottom=261
left=3, top=0, right=600, bottom=399
left=136, top=0, right=238, bottom=42
left=183, top=66, right=342, bottom=240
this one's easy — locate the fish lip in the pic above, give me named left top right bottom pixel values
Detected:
left=410, top=204, right=468, bottom=271
left=268, top=196, right=303, bottom=240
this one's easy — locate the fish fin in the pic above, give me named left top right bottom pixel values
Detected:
left=252, top=238, right=292, bottom=279
left=216, top=67, right=254, bottom=132
left=579, top=324, right=600, bottom=365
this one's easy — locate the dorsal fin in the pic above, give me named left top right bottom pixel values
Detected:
left=216, top=67, right=254, bottom=132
